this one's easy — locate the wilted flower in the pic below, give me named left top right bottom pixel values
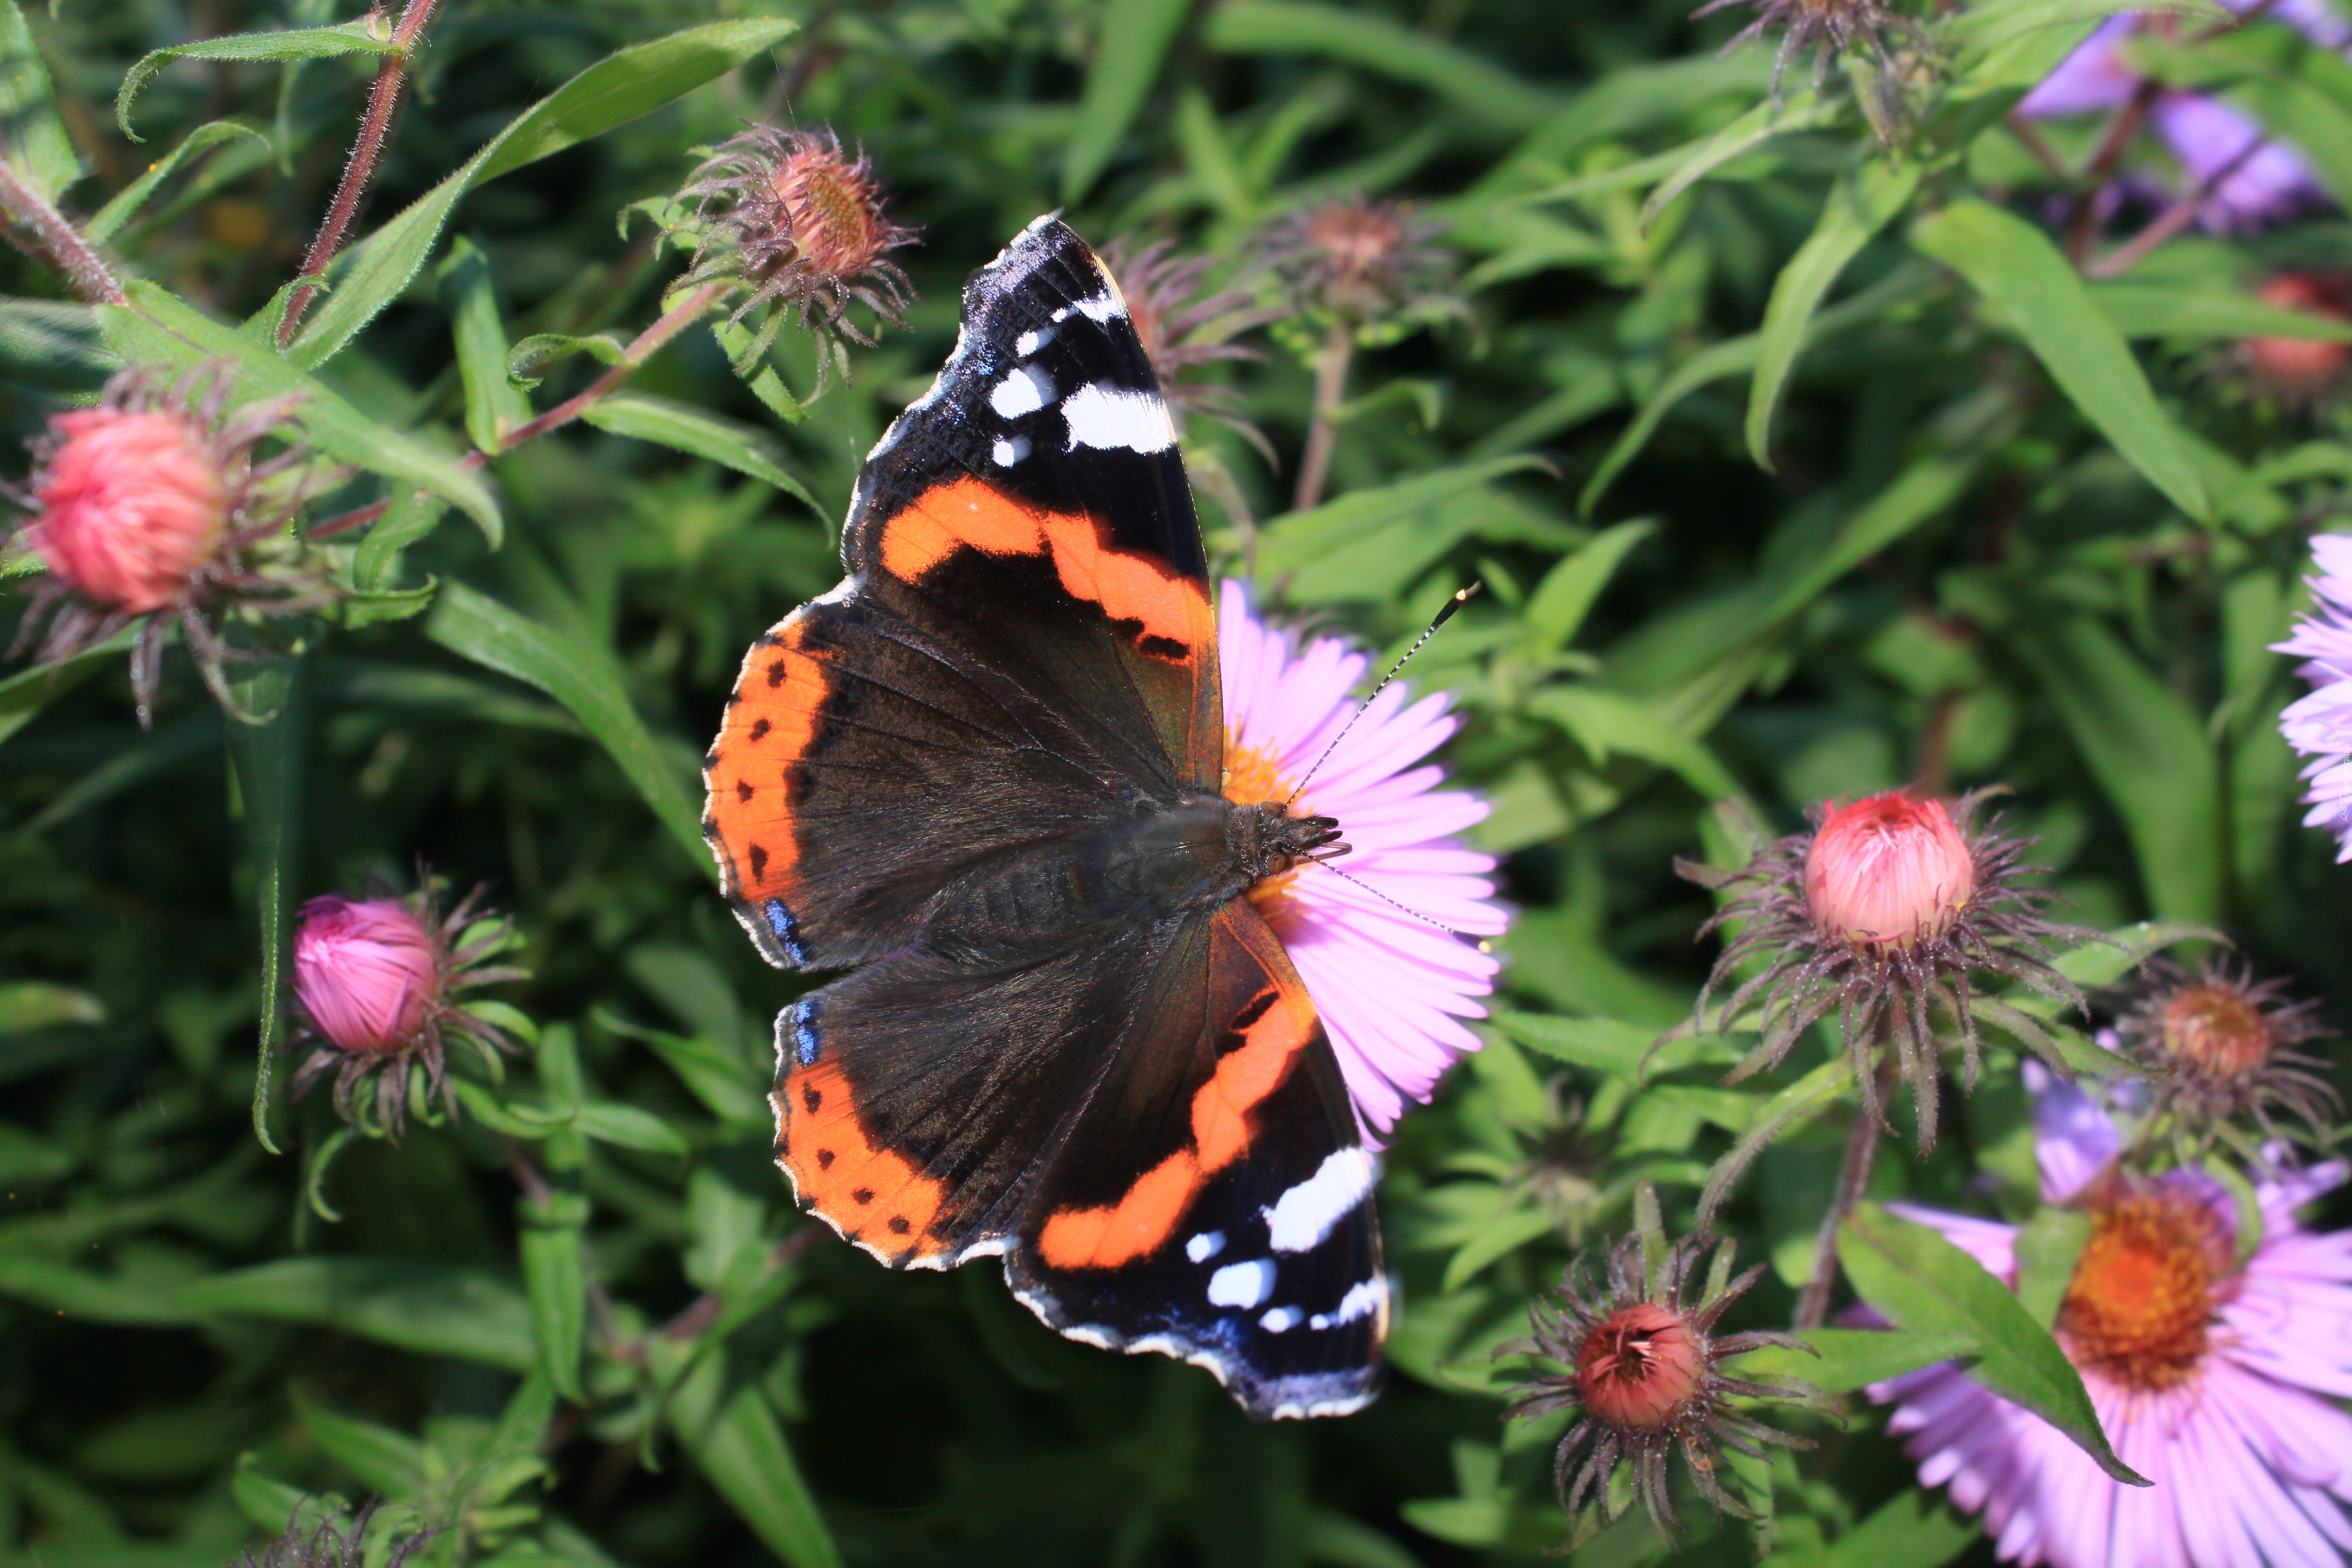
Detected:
left=2111, top=958, right=2340, bottom=1150
left=2237, top=272, right=2352, bottom=404
left=1504, top=1214, right=1818, bottom=1537
left=289, top=877, right=525, bottom=1134
left=1681, top=789, right=2089, bottom=1154
left=1218, top=580, right=1506, bottom=1138
left=235, top=1500, right=436, bottom=1568
left=4, top=365, right=314, bottom=727
left=676, top=123, right=919, bottom=385
left=2019, top=3, right=2340, bottom=233
left=1695, top=0, right=1908, bottom=98
left=1254, top=195, right=1456, bottom=330
left=1867, top=1068, right=2352, bottom=1568
left=2274, top=534, right=2352, bottom=859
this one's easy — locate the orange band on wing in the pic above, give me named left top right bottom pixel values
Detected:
left=776, top=1058, right=950, bottom=1263
left=705, top=618, right=830, bottom=905
left=877, top=477, right=1210, bottom=658
left=1036, top=911, right=1321, bottom=1271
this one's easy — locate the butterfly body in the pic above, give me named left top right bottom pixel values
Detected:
left=704, top=215, right=1390, bottom=1419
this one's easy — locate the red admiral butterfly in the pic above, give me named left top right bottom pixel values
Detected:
left=704, top=216, right=1392, bottom=1418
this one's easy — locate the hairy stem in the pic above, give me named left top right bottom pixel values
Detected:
left=309, top=280, right=730, bottom=540
left=278, top=0, right=445, bottom=347
left=1794, top=1092, right=1883, bottom=1330
left=1291, top=322, right=1353, bottom=513
left=0, top=157, right=124, bottom=303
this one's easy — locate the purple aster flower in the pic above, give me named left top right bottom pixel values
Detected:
left=2019, top=2, right=2339, bottom=233
left=1865, top=1068, right=2352, bottom=1568
left=1217, top=580, right=1506, bottom=1139
left=2273, top=535, right=2352, bottom=860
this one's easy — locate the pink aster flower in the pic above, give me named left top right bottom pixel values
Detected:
left=288, top=877, right=525, bottom=1134
left=2273, top=534, right=2352, bottom=860
left=1217, top=580, right=1506, bottom=1139
left=1867, top=1068, right=2352, bottom=1568
left=2019, top=2, right=2343, bottom=233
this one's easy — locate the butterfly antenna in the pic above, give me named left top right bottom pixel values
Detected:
left=1282, top=583, right=1482, bottom=811
left=1307, top=859, right=1495, bottom=950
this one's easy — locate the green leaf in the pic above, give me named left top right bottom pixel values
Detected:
left=1519, top=519, right=1653, bottom=656
left=1947, top=0, right=2224, bottom=55
left=596, top=1010, right=766, bottom=1127
left=2204, top=1155, right=2265, bottom=1269
left=506, top=329, right=629, bottom=391
left=1491, top=1012, right=1737, bottom=1078
left=581, top=394, right=818, bottom=509
left=1204, top=1, right=1557, bottom=131
left=97, top=282, right=502, bottom=543
left=1250, top=456, right=1552, bottom=578
left=1813, top=1488, right=1980, bottom=1568
left=575, top=1102, right=690, bottom=1155
left=2014, top=616, right=2222, bottom=921
left=2047, top=920, right=2223, bottom=993
left=518, top=1193, right=588, bottom=1403
left=291, top=1391, right=423, bottom=1494
left=224, top=658, right=303, bottom=1157
left=0, top=630, right=136, bottom=748
left=670, top=1367, right=843, bottom=1568
left=288, top=19, right=797, bottom=368
left=1639, top=90, right=1839, bottom=232
left=2090, top=281, right=2352, bottom=343
left=180, top=1258, right=537, bottom=1370
left=85, top=120, right=266, bottom=244
left=118, top=20, right=397, bottom=142
left=425, top=585, right=708, bottom=876
left=1727, top=1325, right=1977, bottom=1394
left=1525, top=686, right=1740, bottom=798
left=1063, top=0, right=1190, bottom=204
left=1749, top=157, right=1922, bottom=467
left=440, top=237, right=533, bottom=453
left=2013, top=1206, right=2093, bottom=1327
left=352, top=487, right=448, bottom=593
left=1839, top=1203, right=2147, bottom=1485
left=0, top=0, right=82, bottom=200
left=1912, top=200, right=2207, bottom=522
left=0, top=980, right=103, bottom=1034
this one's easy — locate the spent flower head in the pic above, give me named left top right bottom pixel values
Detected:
left=235, top=1501, right=436, bottom=1568
left=4, top=364, right=319, bottom=727
left=289, top=874, right=526, bottom=1135
left=1681, top=789, right=2093, bottom=1160
left=2110, top=957, right=2339, bottom=1152
left=1254, top=195, right=1461, bottom=339
left=1503, top=1201, right=1820, bottom=1539
left=676, top=123, right=919, bottom=389
left=1695, top=0, right=1919, bottom=116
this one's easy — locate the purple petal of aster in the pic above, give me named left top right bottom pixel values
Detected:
left=1883, top=1202, right=2020, bottom=1279
left=2261, top=1154, right=2350, bottom=1214
left=2213, top=1359, right=2352, bottom=1493
left=2027, top=1067, right=2122, bottom=1205
left=2150, top=93, right=2328, bottom=233
left=2199, top=1373, right=2345, bottom=1568
left=2019, top=15, right=2142, bottom=116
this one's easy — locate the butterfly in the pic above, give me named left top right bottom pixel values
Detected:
left=702, top=216, right=1388, bottom=1419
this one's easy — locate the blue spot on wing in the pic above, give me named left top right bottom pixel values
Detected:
left=764, top=898, right=811, bottom=964
left=789, top=998, right=822, bottom=1066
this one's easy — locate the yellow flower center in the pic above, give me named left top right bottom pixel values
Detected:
left=2058, top=1190, right=2226, bottom=1391
left=1225, top=730, right=1305, bottom=929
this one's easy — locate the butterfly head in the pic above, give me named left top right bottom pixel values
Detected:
left=1236, top=800, right=1346, bottom=881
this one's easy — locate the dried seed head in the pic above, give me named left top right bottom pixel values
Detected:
left=678, top=123, right=919, bottom=380
left=2111, top=958, right=2340, bottom=1149
left=1255, top=194, right=1455, bottom=326
left=1505, top=1226, right=1818, bottom=1540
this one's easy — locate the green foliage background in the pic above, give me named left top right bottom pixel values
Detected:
left=1, top=0, right=2348, bottom=1565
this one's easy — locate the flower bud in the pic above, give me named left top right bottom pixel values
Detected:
left=1803, top=791, right=1977, bottom=949
left=2242, top=272, right=2352, bottom=399
left=293, top=895, right=440, bottom=1054
left=26, top=408, right=228, bottom=615
left=1577, top=1301, right=1706, bottom=1429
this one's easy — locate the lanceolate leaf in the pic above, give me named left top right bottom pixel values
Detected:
left=670, top=1358, right=844, bottom=1568
left=0, top=0, right=82, bottom=200
left=1204, top=1, right=1558, bottom=131
left=1063, top=0, right=1191, bottom=203
left=439, top=236, right=532, bottom=454
left=1840, top=1203, right=2147, bottom=1486
left=425, top=585, right=709, bottom=876
left=582, top=394, right=819, bottom=509
left=1726, top=1325, right=1977, bottom=1393
left=1912, top=200, right=2208, bottom=522
left=117, top=21, right=398, bottom=142
left=224, top=657, right=304, bottom=1156
left=287, top=19, right=798, bottom=368
left=1748, top=156, right=1922, bottom=467
left=181, top=1257, right=537, bottom=1370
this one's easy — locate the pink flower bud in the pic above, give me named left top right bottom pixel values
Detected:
left=1803, top=791, right=1977, bottom=949
left=293, top=895, right=441, bottom=1054
left=1576, top=1301, right=1705, bottom=1430
left=2243, top=272, right=2352, bottom=399
left=26, top=409, right=229, bottom=615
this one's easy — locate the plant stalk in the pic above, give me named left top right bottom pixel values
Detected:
left=1291, top=321, right=1354, bottom=513
left=278, top=0, right=445, bottom=347
left=1795, top=1049, right=1898, bottom=1330
left=0, top=157, right=124, bottom=303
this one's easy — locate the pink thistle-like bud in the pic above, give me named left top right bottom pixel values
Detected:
left=25, top=408, right=228, bottom=615
left=1576, top=1301, right=1706, bottom=1430
left=292, top=895, right=441, bottom=1054
left=1803, top=791, right=1977, bottom=950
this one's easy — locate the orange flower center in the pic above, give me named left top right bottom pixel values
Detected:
left=2058, top=1191, right=2226, bottom=1391
left=2159, top=985, right=2274, bottom=1077
left=1577, top=1302, right=1706, bottom=1429
left=1225, top=731, right=1306, bottom=929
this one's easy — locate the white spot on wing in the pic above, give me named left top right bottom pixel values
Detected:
left=1073, top=290, right=1127, bottom=322
left=1061, top=382, right=1175, bottom=454
left=1309, top=1278, right=1385, bottom=1331
left=1207, top=1259, right=1274, bottom=1309
left=990, top=363, right=1055, bottom=418
left=1016, top=325, right=1055, bottom=357
left=1262, top=1148, right=1377, bottom=1254
left=1051, top=305, right=1073, bottom=323
left=1186, top=1230, right=1225, bottom=1264
left=1260, top=1306, right=1302, bottom=1333
left=990, top=435, right=1029, bottom=467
